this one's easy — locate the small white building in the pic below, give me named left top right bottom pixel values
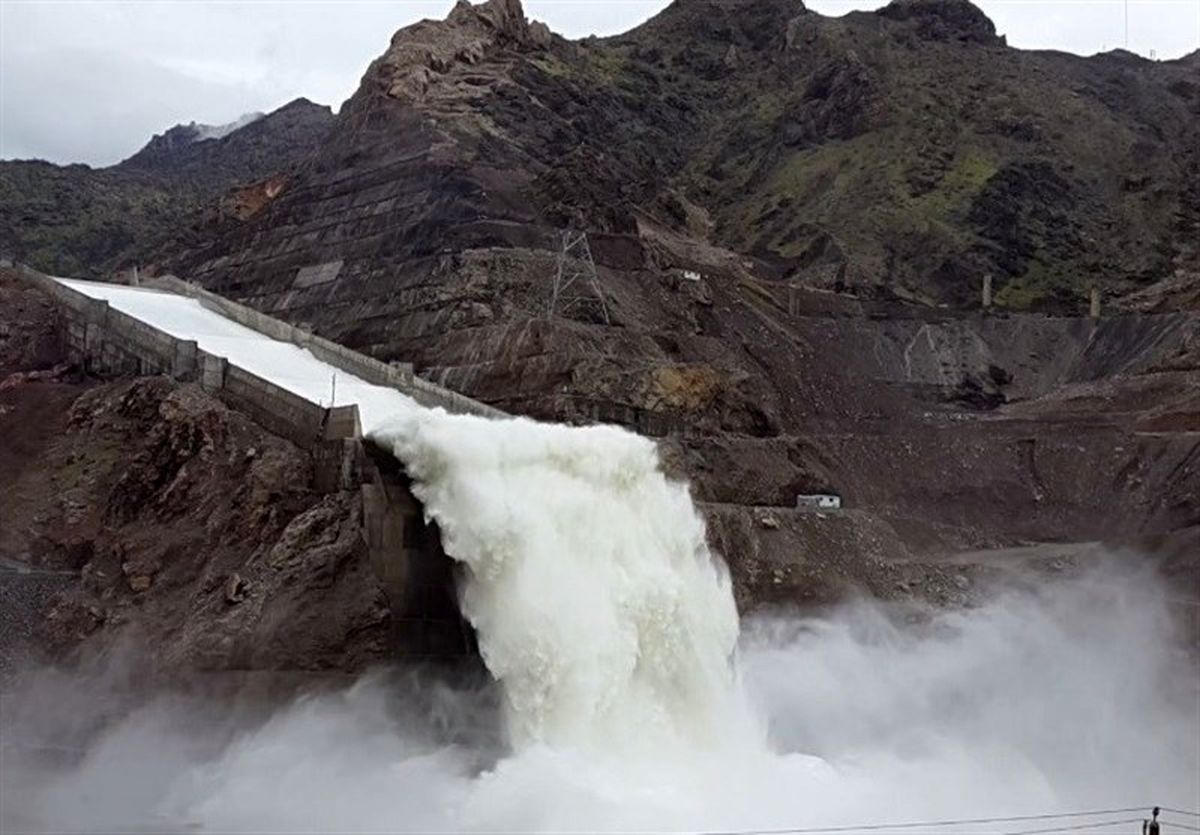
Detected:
left=681, top=269, right=702, bottom=282
left=796, top=493, right=841, bottom=510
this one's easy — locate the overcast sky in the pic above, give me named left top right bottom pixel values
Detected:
left=1, top=0, right=1197, bottom=167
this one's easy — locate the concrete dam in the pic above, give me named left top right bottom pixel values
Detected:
left=5, top=260, right=507, bottom=658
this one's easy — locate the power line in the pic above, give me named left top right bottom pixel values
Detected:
left=1162, top=821, right=1200, bottom=833
left=710, top=808, right=1156, bottom=835
left=471, top=817, right=1182, bottom=835
left=1163, top=809, right=1200, bottom=819
left=998, top=818, right=1143, bottom=835
left=548, top=228, right=610, bottom=325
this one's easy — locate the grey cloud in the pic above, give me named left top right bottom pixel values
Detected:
left=1, top=45, right=263, bottom=165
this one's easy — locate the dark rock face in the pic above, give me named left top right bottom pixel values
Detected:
left=8, top=0, right=1198, bottom=311
left=968, top=161, right=1088, bottom=283
left=115, top=104, right=318, bottom=184
left=0, top=371, right=391, bottom=674
left=143, top=2, right=1200, bottom=582
left=876, top=0, right=1004, bottom=45
left=136, top=0, right=1191, bottom=435
left=0, top=569, right=72, bottom=682
left=782, top=53, right=883, bottom=149
left=121, top=122, right=209, bottom=169
left=159, top=0, right=1199, bottom=325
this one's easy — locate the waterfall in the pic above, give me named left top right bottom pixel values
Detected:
left=371, top=409, right=740, bottom=753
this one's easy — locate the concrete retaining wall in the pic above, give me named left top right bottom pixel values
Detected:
left=17, top=265, right=509, bottom=426
left=220, top=364, right=328, bottom=450
left=4, top=262, right=357, bottom=489
left=360, top=448, right=474, bottom=658
left=147, top=274, right=507, bottom=420
left=14, top=268, right=196, bottom=382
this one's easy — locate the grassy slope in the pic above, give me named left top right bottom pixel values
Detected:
left=546, top=0, right=1200, bottom=310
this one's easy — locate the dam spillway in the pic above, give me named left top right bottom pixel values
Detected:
left=8, top=263, right=743, bottom=749
left=8, top=263, right=505, bottom=658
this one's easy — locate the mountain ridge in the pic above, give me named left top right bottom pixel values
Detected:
left=3, top=0, right=1198, bottom=309
left=167, top=0, right=1199, bottom=312
left=0, top=98, right=334, bottom=276
left=119, top=110, right=267, bottom=170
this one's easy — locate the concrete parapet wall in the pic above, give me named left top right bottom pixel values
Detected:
left=220, top=364, right=328, bottom=451
left=198, top=353, right=228, bottom=392
left=150, top=275, right=400, bottom=386
left=10, top=268, right=197, bottom=382
left=406, top=374, right=508, bottom=419
left=103, top=306, right=188, bottom=376
left=313, top=406, right=365, bottom=495
left=147, top=274, right=504, bottom=419
left=5, top=262, right=347, bottom=461
left=324, top=404, right=363, bottom=440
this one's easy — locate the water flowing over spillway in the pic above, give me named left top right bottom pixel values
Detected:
left=371, top=410, right=741, bottom=752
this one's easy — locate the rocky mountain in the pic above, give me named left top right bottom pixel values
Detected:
left=119, top=112, right=265, bottom=171
left=169, top=0, right=1199, bottom=314
left=2, top=0, right=1199, bottom=676
left=156, top=0, right=1199, bottom=568
left=0, top=99, right=334, bottom=277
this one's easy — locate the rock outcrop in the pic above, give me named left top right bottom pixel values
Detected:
left=877, top=0, right=1005, bottom=45
left=367, top=0, right=551, bottom=103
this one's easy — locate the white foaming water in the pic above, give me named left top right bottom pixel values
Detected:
left=371, top=409, right=742, bottom=753
left=3, top=410, right=1198, bottom=832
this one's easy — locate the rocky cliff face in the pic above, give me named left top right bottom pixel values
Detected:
left=0, top=271, right=1022, bottom=674
left=2, top=267, right=1195, bottom=675
left=0, top=272, right=390, bottom=674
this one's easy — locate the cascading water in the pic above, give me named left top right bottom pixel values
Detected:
left=4, top=404, right=1197, bottom=833
left=371, top=408, right=742, bottom=753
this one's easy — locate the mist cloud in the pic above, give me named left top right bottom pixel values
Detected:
left=3, top=565, right=1196, bottom=833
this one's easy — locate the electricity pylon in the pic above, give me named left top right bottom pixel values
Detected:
left=548, top=229, right=610, bottom=325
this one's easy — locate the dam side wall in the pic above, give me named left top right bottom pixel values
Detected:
left=147, top=274, right=508, bottom=420
left=6, top=261, right=470, bottom=659
left=9, top=262, right=341, bottom=454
